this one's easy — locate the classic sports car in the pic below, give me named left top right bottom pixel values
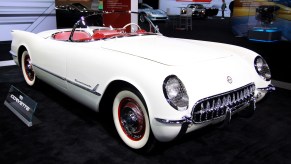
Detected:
left=10, top=13, right=274, bottom=152
left=181, top=4, right=219, bottom=18
left=138, top=3, right=168, bottom=22
left=181, top=4, right=207, bottom=18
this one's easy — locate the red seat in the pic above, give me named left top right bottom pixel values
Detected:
left=92, top=30, right=121, bottom=40
left=136, top=29, right=147, bottom=34
left=53, top=31, right=91, bottom=41
left=53, top=31, right=71, bottom=41
left=72, top=31, right=91, bottom=41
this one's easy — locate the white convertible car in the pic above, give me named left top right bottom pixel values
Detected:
left=10, top=13, right=274, bottom=152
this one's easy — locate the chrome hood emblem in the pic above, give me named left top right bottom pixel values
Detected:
left=227, top=76, right=232, bottom=84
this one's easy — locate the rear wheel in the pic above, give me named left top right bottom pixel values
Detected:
left=21, top=50, right=37, bottom=86
left=112, top=88, right=155, bottom=152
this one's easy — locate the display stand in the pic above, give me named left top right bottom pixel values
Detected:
left=248, top=27, right=281, bottom=42
left=4, top=85, right=39, bottom=127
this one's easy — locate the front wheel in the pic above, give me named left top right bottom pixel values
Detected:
left=112, top=88, right=155, bottom=152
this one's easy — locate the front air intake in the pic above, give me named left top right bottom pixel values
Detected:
left=192, top=83, right=255, bottom=123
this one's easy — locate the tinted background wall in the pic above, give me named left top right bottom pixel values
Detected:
left=55, top=0, right=94, bottom=8
left=159, top=0, right=233, bottom=16
left=0, top=0, right=56, bottom=41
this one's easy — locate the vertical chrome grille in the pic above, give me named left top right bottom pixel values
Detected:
left=192, top=83, right=255, bottom=124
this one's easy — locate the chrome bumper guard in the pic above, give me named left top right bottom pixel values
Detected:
left=155, top=83, right=257, bottom=124
left=155, top=116, right=192, bottom=125
left=154, top=83, right=273, bottom=139
left=257, top=84, right=276, bottom=92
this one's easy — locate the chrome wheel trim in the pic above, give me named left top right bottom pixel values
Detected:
left=118, top=98, right=145, bottom=141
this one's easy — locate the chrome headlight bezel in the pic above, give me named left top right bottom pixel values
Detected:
left=163, top=75, right=189, bottom=111
left=254, top=56, right=271, bottom=81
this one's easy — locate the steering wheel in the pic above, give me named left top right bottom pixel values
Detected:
left=122, top=23, right=141, bottom=32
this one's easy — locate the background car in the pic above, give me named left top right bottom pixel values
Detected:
left=181, top=4, right=219, bottom=18
left=181, top=4, right=206, bottom=18
left=138, top=3, right=169, bottom=22
left=10, top=13, right=274, bottom=153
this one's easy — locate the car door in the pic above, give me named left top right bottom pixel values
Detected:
left=65, top=41, right=105, bottom=110
left=31, top=37, right=68, bottom=91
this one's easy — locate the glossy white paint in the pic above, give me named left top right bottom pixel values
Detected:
left=10, top=28, right=271, bottom=143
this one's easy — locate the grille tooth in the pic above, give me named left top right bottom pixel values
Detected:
left=227, top=95, right=231, bottom=106
left=240, top=91, right=244, bottom=101
left=236, top=92, right=240, bottom=102
left=212, top=99, right=216, bottom=111
left=232, top=93, right=236, bottom=104
left=192, top=83, right=255, bottom=124
left=244, top=89, right=247, bottom=98
left=201, top=103, right=204, bottom=111
left=217, top=98, right=222, bottom=109
left=205, top=101, right=211, bottom=120
left=223, top=96, right=227, bottom=106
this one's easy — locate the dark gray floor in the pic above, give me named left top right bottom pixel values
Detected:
left=0, top=65, right=291, bottom=163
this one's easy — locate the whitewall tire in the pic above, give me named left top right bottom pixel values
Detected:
left=113, top=89, right=150, bottom=150
left=21, top=50, right=36, bottom=86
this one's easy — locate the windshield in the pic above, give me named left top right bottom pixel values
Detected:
left=139, top=3, right=153, bottom=9
left=67, top=12, right=160, bottom=42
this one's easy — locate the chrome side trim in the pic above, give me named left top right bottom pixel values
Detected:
left=258, top=84, right=276, bottom=92
left=155, top=116, right=192, bottom=125
left=33, top=64, right=66, bottom=80
left=75, top=79, right=91, bottom=88
left=67, top=80, right=101, bottom=96
left=10, top=50, right=17, bottom=57
left=32, top=64, right=101, bottom=96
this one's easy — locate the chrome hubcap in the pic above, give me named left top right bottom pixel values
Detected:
left=119, top=98, right=145, bottom=141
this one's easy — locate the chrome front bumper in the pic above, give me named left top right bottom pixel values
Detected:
left=154, top=84, right=275, bottom=139
left=258, top=84, right=276, bottom=92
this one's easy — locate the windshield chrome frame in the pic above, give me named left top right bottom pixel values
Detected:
left=69, top=12, right=161, bottom=42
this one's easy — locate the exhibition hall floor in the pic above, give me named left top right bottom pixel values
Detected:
left=1, top=66, right=291, bottom=163
left=1, top=17, right=291, bottom=163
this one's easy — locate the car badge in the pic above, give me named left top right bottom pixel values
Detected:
left=227, top=76, right=232, bottom=84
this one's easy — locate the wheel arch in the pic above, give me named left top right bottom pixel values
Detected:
left=99, top=80, right=148, bottom=114
left=99, top=79, right=157, bottom=151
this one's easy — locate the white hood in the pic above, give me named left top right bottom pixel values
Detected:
left=101, top=35, right=234, bottom=66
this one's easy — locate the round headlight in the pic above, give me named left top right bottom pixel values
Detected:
left=163, top=75, right=189, bottom=111
left=254, top=56, right=271, bottom=81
